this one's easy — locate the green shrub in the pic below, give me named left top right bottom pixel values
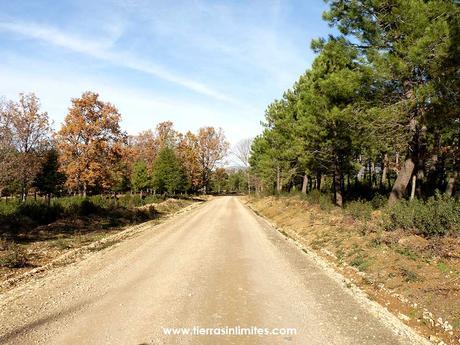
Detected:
left=370, top=194, right=386, bottom=209
left=143, top=195, right=162, bottom=205
left=0, top=193, right=172, bottom=236
left=17, top=201, right=62, bottom=224
left=400, top=268, right=421, bottom=282
left=350, top=254, right=371, bottom=271
left=385, top=193, right=460, bottom=236
left=0, top=200, right=19, bottom=216
left=78, top=199, right=99, bottom=216
left=0, top=244, right=28, bottom=268
left=345, top=200, right=373, bottom=221
left=301, top=190, right=334, bottom=212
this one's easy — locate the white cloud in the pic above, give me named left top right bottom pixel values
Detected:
left=0, top=66, right=260, bottom=145
left=0, top=20, right=235, bottom=103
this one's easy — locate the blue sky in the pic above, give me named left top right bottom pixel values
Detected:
left=0, top=0, right=331, bottom=145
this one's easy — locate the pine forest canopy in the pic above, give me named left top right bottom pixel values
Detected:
left=249, top=0, right=459, bottom=206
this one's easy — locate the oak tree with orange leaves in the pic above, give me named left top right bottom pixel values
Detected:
left=196, top=127, right=229, bottom=193
left=55, top=91, right=125, bottom=196
left=0, top=93, right=52, bottom=200
left=176, top=131, right=201, bottom=192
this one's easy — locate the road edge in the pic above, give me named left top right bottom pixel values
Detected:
left=0, top=199, right=206, bottom=293
left=241, top=199, right=433, bottom=345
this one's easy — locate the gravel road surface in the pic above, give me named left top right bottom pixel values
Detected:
left=0, top=196, right=428, bottom=344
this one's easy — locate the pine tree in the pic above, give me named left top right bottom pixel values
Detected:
left=130, top=161, right=151, bottom=194
left=151, top=147, right=188, bottom=194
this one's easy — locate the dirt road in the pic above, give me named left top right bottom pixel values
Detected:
left=0, top=197, right=428, bottom=344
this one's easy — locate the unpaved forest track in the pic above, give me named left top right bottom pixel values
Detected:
left=0, top=197, right=429, bottom=344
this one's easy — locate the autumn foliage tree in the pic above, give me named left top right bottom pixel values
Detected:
left=196, top=127, right=229, bottom=193
left=176, top=131, right=201, bottom=192
left=55, top=91, right=125, bottom=196
left=0, top=93, right=52, bottom=200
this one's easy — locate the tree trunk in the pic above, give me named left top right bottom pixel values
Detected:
left=381, top=153, right=388, bottom=188
left=333, top=170, right=343, bottom=207
left=389, top=157, right=415, bottom=204
left=371, top=161, right=376, bottom=186
left=416, top=166, right=424, bottom=198
left=83, top=182, right=87, bottom=197
left=21, top=185, right=26, bottom=202
left=316, top=172, right=322, bottom=190
left=247, top=171, right=251, bottom=195
left=410, top=175, right=416, bottom=200
left=301, top=174, right=308, bottom=194
left=446, top=171, right=458, bottom=196
left=276, top=165, right=281, bottom=193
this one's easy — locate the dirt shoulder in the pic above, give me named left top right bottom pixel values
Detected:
left=243, top=195, right=460, bottom=345
left=0, top=198, right=203, bottom=291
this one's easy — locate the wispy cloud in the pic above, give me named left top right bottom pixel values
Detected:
left=0, top=65, right=260, bottom=143
left=0, top=20, right=234, bottom=103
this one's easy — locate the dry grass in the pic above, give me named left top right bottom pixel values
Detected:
left=244, top=195, right=460, bottom=345
left=0, top=198, right=195, bottom=282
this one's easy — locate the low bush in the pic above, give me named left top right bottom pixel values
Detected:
left=370, top=194, right=386, bottom=209
left=384, top=193, right=460, bottom=236
left=0, top=244, right=28, bottom=268
left=300, top=190, right=334, bottom=212
left=345, top=200, right=373, bottom=221
left=0, top=200, right=19, bottom=216
left=17, top=201, right=63, bottom=224
left=0, top=193, right=168, bottom=236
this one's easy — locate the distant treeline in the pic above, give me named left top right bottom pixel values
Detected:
left=250, top=0, right=459, bottom=206
left=0, top=91, right=248, bottom=200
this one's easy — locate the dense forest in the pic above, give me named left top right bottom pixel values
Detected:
left=250, top=0, right=459, bottom=207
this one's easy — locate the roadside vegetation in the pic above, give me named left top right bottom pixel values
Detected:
left=246, top=1, right=459, bottom=344
left=246, top=194, right=460, bottom=344
left=0, top=90, right=246, bottom=280
left=0, top=195, right=197, bottom=282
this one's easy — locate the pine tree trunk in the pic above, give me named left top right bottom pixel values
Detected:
left=21, top=185, right=26, bottom=202
left=446, top=171, right=458, bottom=196
left=333, top=170, right=343, bottom=207
left=381, top=153, right=388, bottom=188
left=276, top=165, right=281, bottom=193
left=316, top=172, right=322, bottom=190
left=416, top=166, right=424, bottom=198
left=371, top=161, right=376, bottom=186
left=247, top=171, right=251, bottom=195
left=301, top=174, right=308, bottom=194
left=389, top=157, right=415, bottom=204
left=410, top=175, right=416, bottom=200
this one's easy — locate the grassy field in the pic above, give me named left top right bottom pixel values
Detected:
left=244, top=195, right=460, bottom=345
